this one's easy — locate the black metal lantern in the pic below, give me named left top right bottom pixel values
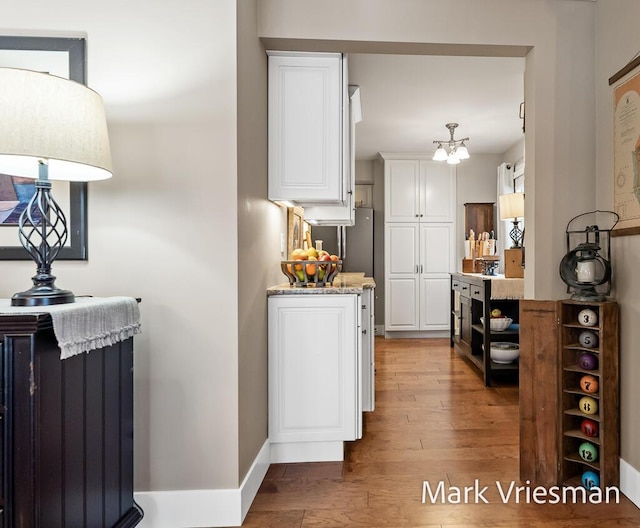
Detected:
left=559, top=211, right=618, bottom=301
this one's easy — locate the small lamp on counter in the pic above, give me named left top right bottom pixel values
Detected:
left=498, top=192, right=525, bottom=278
left=0, top=67, right=113, bottom=306
left=559, top=210, right=619, bottom=301
left=499, top=192, right=525, bottom=248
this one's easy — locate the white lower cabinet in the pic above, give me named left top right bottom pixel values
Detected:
left=361, top=288, right=375, bottom=412
left=268, top=292, right=373, bottom=462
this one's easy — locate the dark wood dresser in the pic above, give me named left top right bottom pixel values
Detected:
left=0, top=312, right=143, bottom=527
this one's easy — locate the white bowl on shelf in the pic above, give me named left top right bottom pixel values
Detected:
left=490, top=342, right=520, bottom=364
left=480, top=317, right=513, bottom=332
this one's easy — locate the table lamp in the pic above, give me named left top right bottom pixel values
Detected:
left=0, top=68, right=112, bottom=306
left=498, top=192, right=525, bottom=248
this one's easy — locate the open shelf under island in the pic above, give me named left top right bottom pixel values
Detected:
left=450, top=272, right=523, bottom=386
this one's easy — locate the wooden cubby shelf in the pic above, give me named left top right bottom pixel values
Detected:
left=559, top=300, right=619, bottom=489
left=564, top=429, right=602, bottom=444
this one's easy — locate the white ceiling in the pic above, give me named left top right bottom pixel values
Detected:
left=349, top=53, right=526, bottom=160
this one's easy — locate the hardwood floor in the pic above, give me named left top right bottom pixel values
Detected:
left=237, top=338, right=640, bottom=527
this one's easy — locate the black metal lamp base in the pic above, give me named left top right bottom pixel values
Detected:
left=12, top=166, right=75, bottom=308
left=509, top=220, right=523, bottom=249
left=12, top=287, right=75, bottom=307
left=12, top=277, right=75, bottom=307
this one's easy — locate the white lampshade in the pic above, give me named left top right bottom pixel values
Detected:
left=446, top=151, right=460, bottom=165
left=456, top=143, right=470, bottom=160
left=499, top=192, right=525, bottom=220
left=0, top=67, right=112, bottom=182
left=433, top=144, right=448, bottom=161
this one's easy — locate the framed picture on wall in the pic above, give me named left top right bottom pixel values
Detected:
left=610, top=55, right=640, bottom=237
left=0, top=36, right=89, bottom=259
left=286, top=206, right=304, bottom=259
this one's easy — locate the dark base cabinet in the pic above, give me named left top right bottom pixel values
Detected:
left=450, top=273, right=520, bottom=387
left=0, top=313, right=143, bottom=528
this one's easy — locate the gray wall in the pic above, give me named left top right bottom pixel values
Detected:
left=237, top=0, right=284, bottom=482
left=1, top=0, right=245, bottom=493
left=595, top=0, right=640, bottom=473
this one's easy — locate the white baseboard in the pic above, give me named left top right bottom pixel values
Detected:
left=384, top=330, right=449, bottom=339
left=270, top=440, right=344, bottom=463
left=134, top=439, right=270, bottom=528
left=620, top=457, right=640, bottom=509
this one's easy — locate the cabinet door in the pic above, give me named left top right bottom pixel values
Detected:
left=420, top=223, right=454, bottom=274
left=419, top=224, right=453, bottom=330
left=384, top=160, right=421, bottom=222
left=420, top=277, right=451, bottom=330
left=268, top=295, right=359, bottom=443
left=361, top=288, right=375, bottom=412
left=303, top=62, right=356, bottom=226
left=385, top=278, right=419, bottom=330
left=268, top=52, right=343, bottom=204
left=459, top=294, right=472, bottom=348
left=386, top=223, right=419, bottom=275
left=420, top=161, right=456, bottom=222
left=519, top=300, right=560, bottom=486
left=385, top=223, right=419, bottom=330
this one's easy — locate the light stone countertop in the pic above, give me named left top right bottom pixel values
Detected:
left=267, top=272, right=375, bottom=295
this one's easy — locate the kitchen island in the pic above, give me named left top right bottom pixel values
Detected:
left=450, top=272, right=523, bottom=386
left=267, top=273, right=375, bottom=463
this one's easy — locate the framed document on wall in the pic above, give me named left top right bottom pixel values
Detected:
left=610, top=56, right=640, bottom=236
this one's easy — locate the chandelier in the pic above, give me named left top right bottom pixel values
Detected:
left=432, top=123, right=470, bottom=165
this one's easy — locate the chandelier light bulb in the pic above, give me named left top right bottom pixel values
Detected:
left=447, top=152, right=460, bottom=165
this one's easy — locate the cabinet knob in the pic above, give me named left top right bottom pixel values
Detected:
left=462, top=286, right=468, bottom=290
left=473, top=289, right=480, bottom=295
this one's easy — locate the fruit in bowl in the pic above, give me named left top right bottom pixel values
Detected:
left=281, top=247, right=342, bottom=287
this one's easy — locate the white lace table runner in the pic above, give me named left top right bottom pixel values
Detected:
left=0, top=296, right=141, bottom=359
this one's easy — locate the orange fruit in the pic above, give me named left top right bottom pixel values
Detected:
left=306, top=256, right=317, bottom=276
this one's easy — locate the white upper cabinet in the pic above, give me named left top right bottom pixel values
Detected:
left=268, top=51, right=349, bottom=207
left=302, top=82, right=359, bottom=226
left=383, top=157, right=455, bottom=223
